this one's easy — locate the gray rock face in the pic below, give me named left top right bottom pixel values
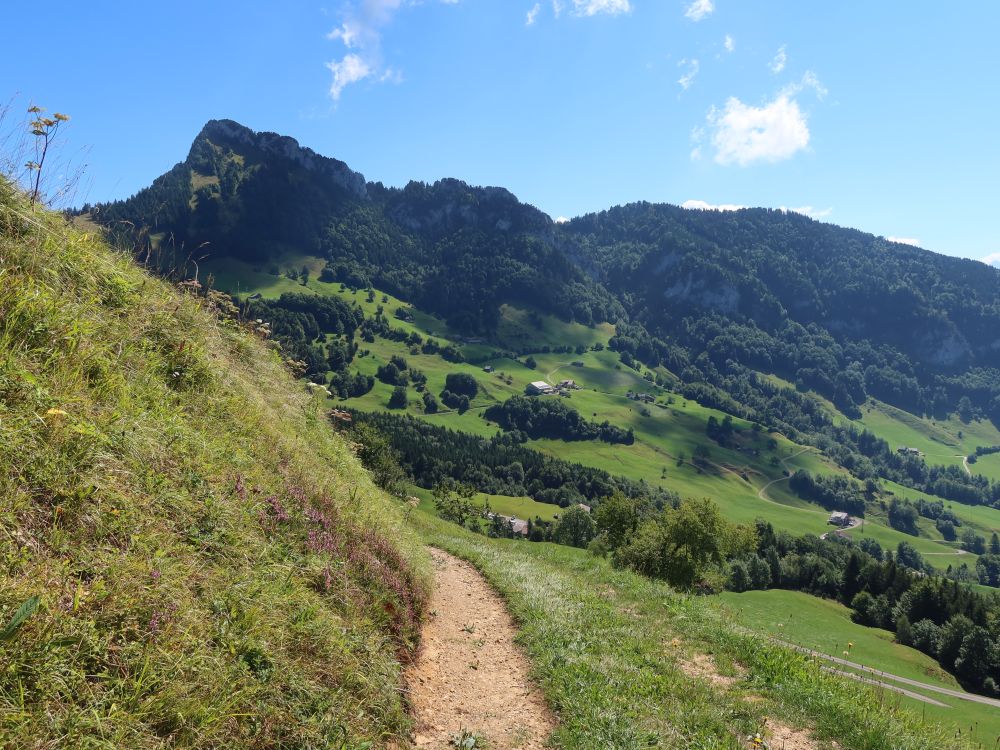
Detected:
left=196, top=119, right=368, bottom=200
left=918, top=329, right=971, bottom=367
left=662, top=273, right=741, bottom=314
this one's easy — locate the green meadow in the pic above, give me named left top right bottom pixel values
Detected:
left=718, top=589, right=1000, bottom=743
left=204, top=261, right=997, bottom=570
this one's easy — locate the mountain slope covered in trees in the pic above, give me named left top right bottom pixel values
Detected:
left=93, top=119, right=1000, bottom=430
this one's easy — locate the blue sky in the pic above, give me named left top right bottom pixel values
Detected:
left=3, top=1, right=998, bottom=262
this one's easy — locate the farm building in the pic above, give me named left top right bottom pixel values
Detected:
left=828, top=511, right=850, bottom=526
left=526, top=381, right=555, bottom=396
left=483, top=365, right=494, bottom=373
left=897, top=446, right=921, bottom=456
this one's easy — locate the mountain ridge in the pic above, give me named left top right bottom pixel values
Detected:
left=90, top=119, right=1000, bottom=425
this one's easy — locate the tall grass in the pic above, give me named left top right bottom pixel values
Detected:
left=0, top=177, right=428, bottom=749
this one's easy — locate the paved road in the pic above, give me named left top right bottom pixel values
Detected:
left=819, top=666, right=949, bottom=707
left=779, top=640, right=1000, bottom=709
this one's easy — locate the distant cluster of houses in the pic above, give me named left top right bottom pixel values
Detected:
left=525, top=379, right=581, bottom=397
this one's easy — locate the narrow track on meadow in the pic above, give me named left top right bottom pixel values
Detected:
left=406, top=549, right=556, bottom=749
left=780, top=641, right=1000, bottom=708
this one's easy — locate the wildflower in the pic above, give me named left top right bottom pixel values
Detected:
left=45, top=408, right=68, bottom=418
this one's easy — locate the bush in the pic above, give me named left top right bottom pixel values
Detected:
left=422, top=391, right=438, bottom=413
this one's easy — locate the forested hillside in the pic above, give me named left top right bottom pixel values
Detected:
left=93, top=120, right=1000, bottom=432
left=565, top=202, right=1000, bottom=423
left=94, top=120, right=621, bottom=332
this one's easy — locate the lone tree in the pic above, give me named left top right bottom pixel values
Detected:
left=388, top=386, right=408, bottom=409
left=552, top=505, right=596, bottom=549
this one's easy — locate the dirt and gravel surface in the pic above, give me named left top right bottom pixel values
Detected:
left=406, top=548, right=557, bottom=749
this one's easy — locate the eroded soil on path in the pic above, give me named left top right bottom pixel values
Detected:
left=406, top=548, right=556, bottom=749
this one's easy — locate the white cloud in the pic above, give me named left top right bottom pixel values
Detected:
left=786, top=205, right=833, bottom=219
left=699, top=72, right=826, bottom=166
left=683, top=201, right=834, bottom=217
left=887, top=236, right=921, bottom=247
left=572, top=0, right=631, bottom=16
left=705, top=94, right=809, bottom=166
left=555, top=216, right=571, bottom=223
left=325, top=0, right=457, bottom=101
left=526, top=2, right=541, bottom=25
left=724, top=34, right=735, bottom=52
left=980, top=252, right=1000, bottom=267
left=682, top=199, right=745, bottom=212
left=327, top=54, right=373, bottom=100
left=677, top=59, right=700, bottom=90
left=769, top=45, right=787, bottom=73
left=552, top=0, right=564, bottom=18
left=684, top=0, right=714, bottom=21
left=781, top=70, right=827, bottom=100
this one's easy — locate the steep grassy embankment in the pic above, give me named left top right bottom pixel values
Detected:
left=0, top=180, right=428, bottom=749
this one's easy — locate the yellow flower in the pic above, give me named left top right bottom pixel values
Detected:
left=45, top=408, right=69, bottom=418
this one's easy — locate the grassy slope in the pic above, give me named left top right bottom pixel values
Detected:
left=407, top=484, right=560, bottom=523
left=719, top=590, right=1000, bottom=743
left=414, top=511, right=969, bottom=749
left=0, top=185, right=427, bottom=749
left=205, top=259, right=979, bottom=569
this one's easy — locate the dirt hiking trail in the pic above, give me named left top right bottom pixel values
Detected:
left=406, top=548, right=556, bottom=749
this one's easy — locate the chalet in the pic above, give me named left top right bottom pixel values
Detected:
left=571, top=360, right=585, bottom=367
left=510, top=518, right=529, bottom=536
left=558, top=379, right=579, bottom=389
left=897, top=446, right=921, bottom=456
left=526, top=381, right=555, bottom=396
left=483, top=365, right=494, bottom=373
left=828, top=511, right=850, bottom=527
left=577, top=503, right=592, bottom=514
